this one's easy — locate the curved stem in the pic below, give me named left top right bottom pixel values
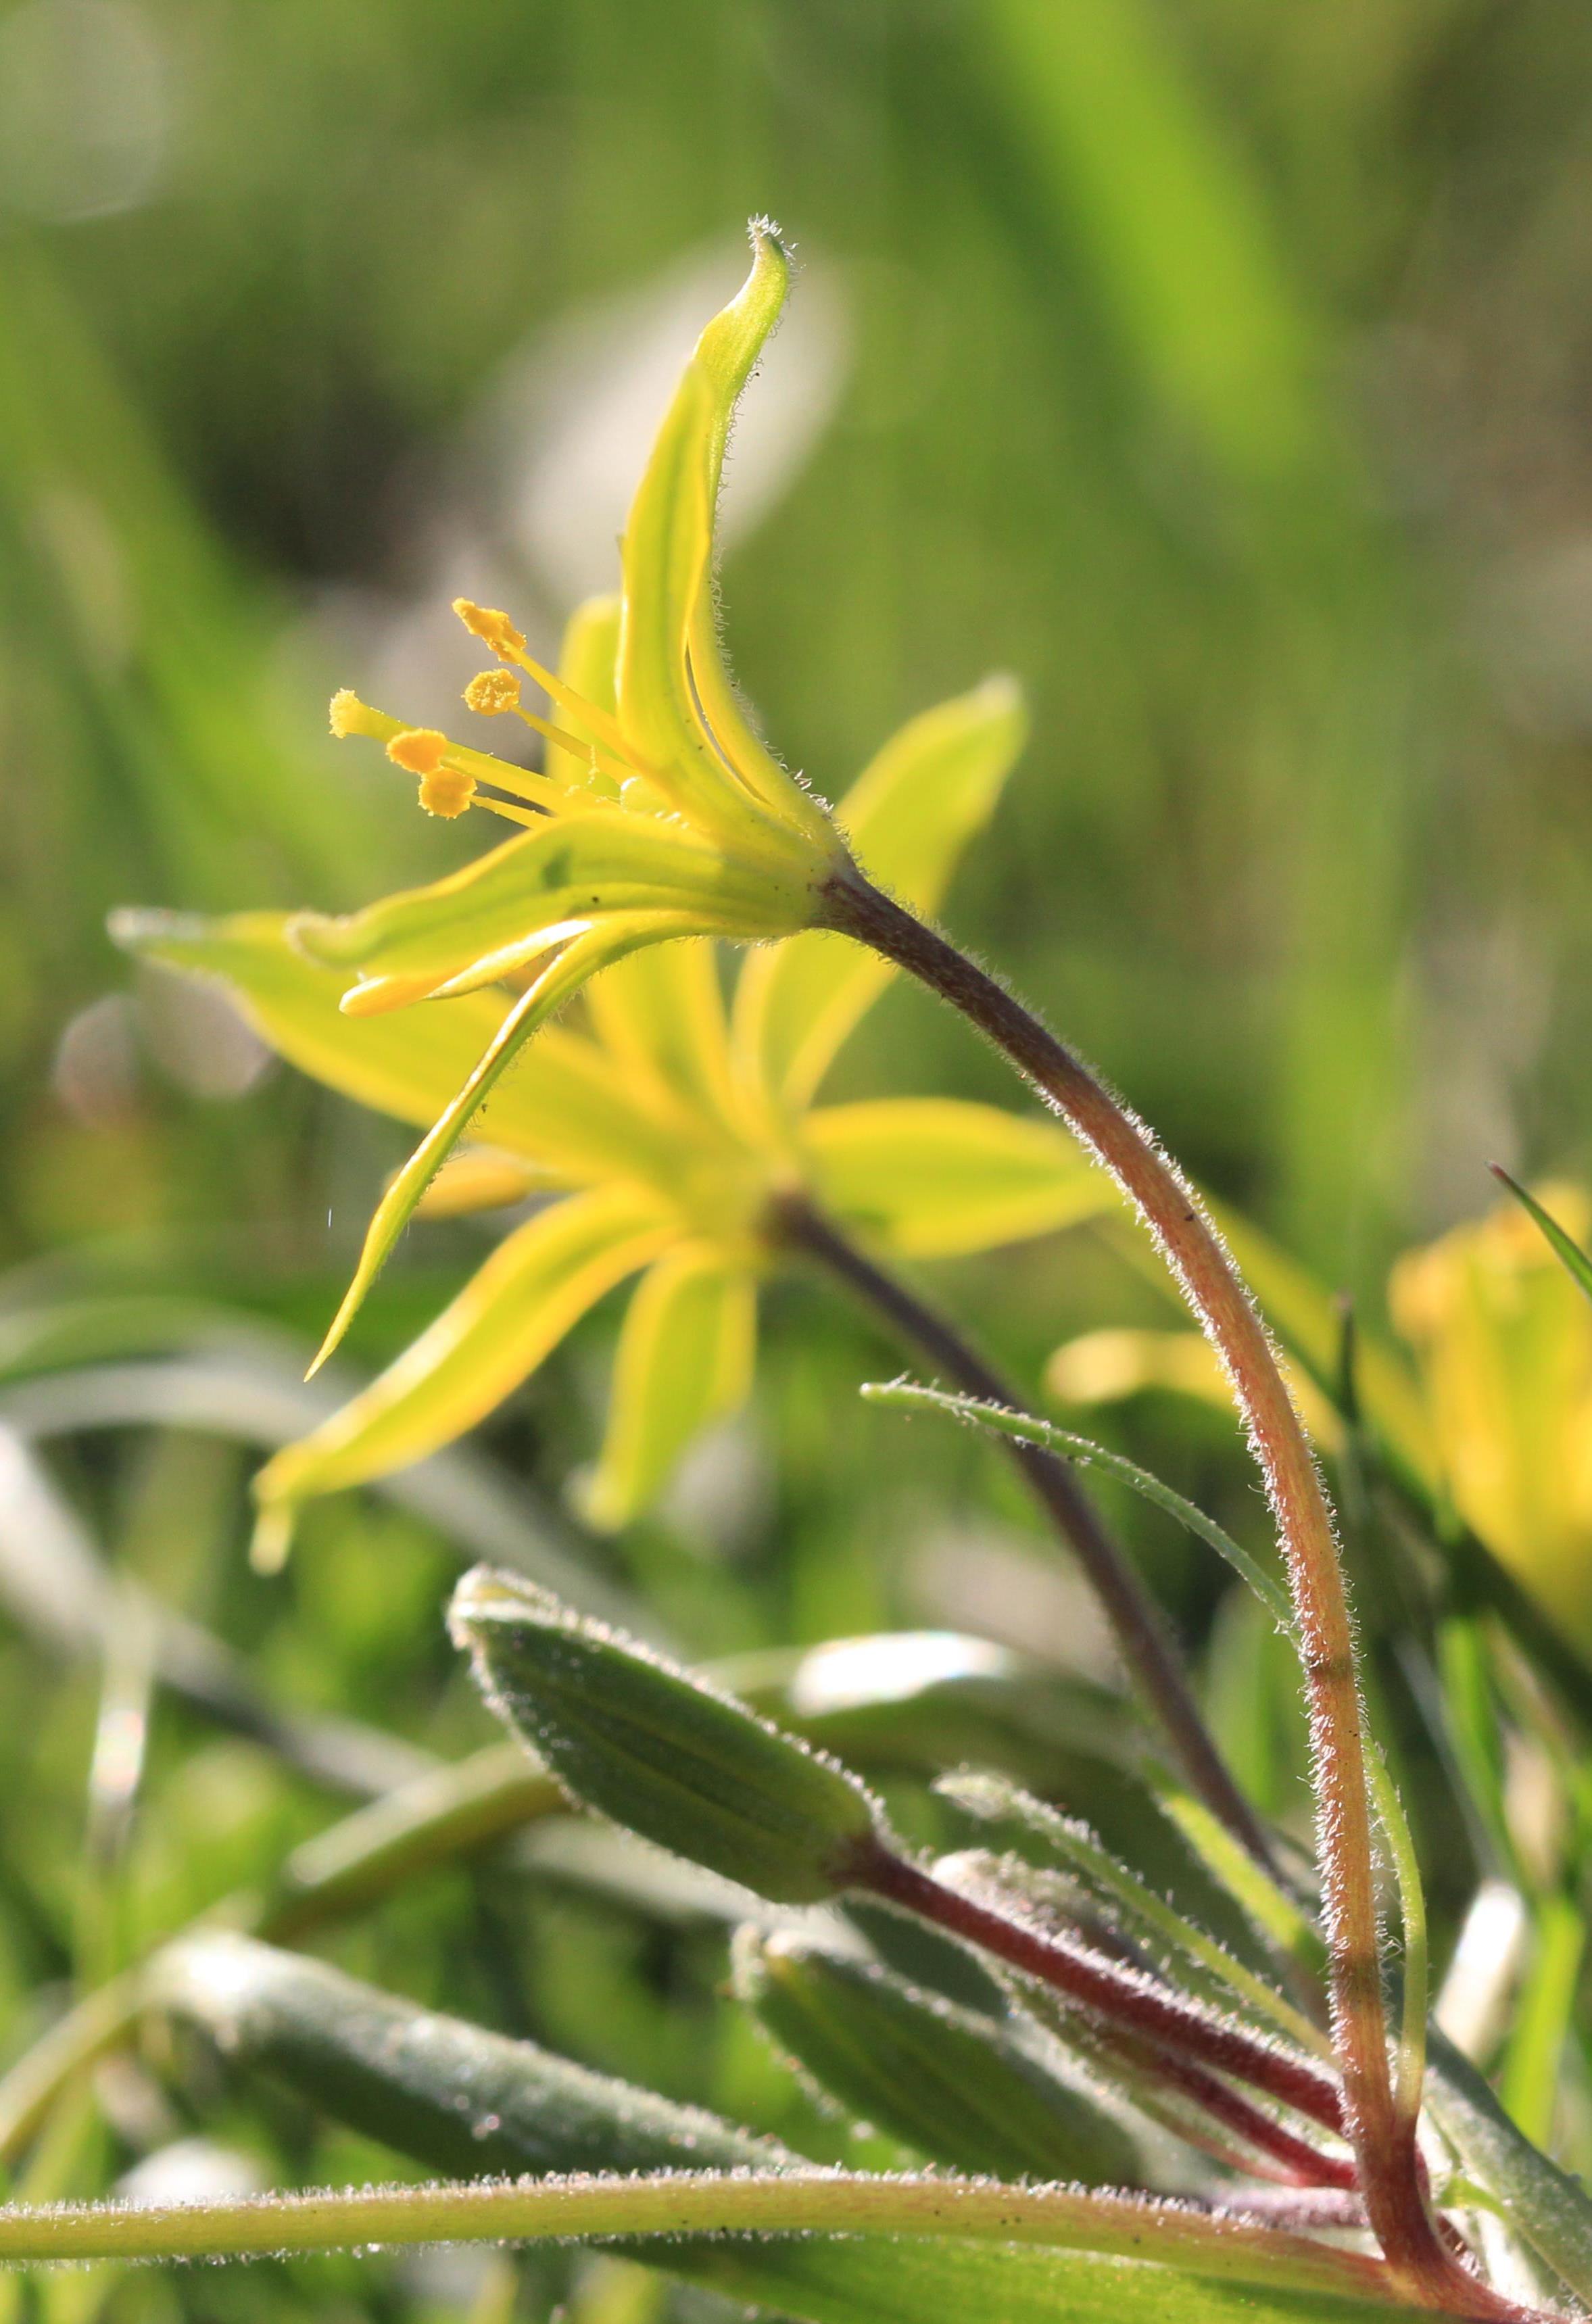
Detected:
left=850, top=1836, right=1347, bottom=2139
left=816, top=869, right=1445, bottom=2298
left=0, top=2166, right=1411, bottom=2299
left=773, top=1193, right=1280, bottom=1875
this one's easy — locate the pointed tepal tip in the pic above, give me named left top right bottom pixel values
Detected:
left=249, top=1500, right=294, bottom=1576
left=742, top=216, right=793, bottom=301
left=304, top=1288, right=358, bottom=1379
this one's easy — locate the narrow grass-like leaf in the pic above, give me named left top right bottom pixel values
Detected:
left=1363, top=1739, right=1428, bottom=2128
left=1499, top=1891, right=1585, bottom=2151
left=1155, top=1787, right=1327, bottom=1983
left=939, top=1772, right=1328, bottom=2057
left=863, top=1380, right=1291, bottom=1627
left=1489, top=1167, right=1592, bottom=1311
left=0, top=1743, right=566, bottom=2169
left=0, top=2171, right=1420, bottom=2323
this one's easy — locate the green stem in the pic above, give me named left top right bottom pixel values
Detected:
left=1364, top=1739, right=1428, bottom=2131
left=815, top=868, right=1444, bottom=2300
left=0, top=2167, right=1404, bottom=2298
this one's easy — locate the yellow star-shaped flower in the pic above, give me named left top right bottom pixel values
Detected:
left=233, top=225, right=861, bottom=1372
left=119, top=615, right=1111, bottom=1565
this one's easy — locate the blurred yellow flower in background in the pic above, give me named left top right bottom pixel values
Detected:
left=1048, top=1186, right=1592, bottom=1653
left=1389, top=1185, right=1592, bottom=1650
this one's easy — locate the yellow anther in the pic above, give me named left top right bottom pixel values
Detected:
left=417, top=766, right=477, bottom=819
left=453, top=599, right=527, bottom=658
left=330, top=689, right=385, bottom=740
left=385, top=728, right=451, bottom=777
left=464, top=669, right=522, bottom=716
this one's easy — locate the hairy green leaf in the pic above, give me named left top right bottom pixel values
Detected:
left=939, top=1771, right=1327, bottom=2056
left=863, top=1379, right=1292, bottom=1625
left=146, top=1936, right=1414, bottom=2324
left=1426, top=2028, right=1592, bottom=2306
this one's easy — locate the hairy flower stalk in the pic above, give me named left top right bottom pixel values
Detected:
left=813, top=868, right=1456, bottom=2304
left=772, top=1192, right=1279, bottom=1874
left=844, top=1834, right=1350, bottom=2146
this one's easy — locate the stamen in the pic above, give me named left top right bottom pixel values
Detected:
left=329, top=689, right=395, bottom=742
left=329, top=689, right=561, bottom=825
left=452, top=596, right=647, bottom=779
left=464, top=670, right=521, bottom=716
left=469, top=792, right=546, bottom=829
left=464, top=649, right=644, bottom=794
left=418, top=766, right=477, bottom=819
left=453, top=600, right=527, bottom=658
left=385, top=729, right=451, bottom=777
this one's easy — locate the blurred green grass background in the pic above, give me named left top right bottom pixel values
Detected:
left=14, top=0, right=1592, bottom=1290
left=1, top=6, right=1591, bottom=2302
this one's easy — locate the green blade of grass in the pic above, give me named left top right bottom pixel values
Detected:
left=862, top=1379, right=1293, bottom=1629
left=1489, top=1166, right=1592, bottom=1308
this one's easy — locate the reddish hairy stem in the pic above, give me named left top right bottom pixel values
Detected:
left=1089, top=2026, right=1358, bottom=2189
left=848, top=1837, right=1347, bottom=2137
left=817, top=869, right=1455, bottom=2299
left=772, top=1191, right=1280, bottom=1875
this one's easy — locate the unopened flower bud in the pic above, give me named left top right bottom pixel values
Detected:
left=449, top=1569, right=881, bottom=1904
left=733, top=1926, right=1139, bottom=2183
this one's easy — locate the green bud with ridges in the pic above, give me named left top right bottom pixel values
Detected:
left=843, top=1896, right=1009, bottom=2016
left=449, top=1568, right=881, bottom=1904
left=733, top=1926, right=1142, bottom=2185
